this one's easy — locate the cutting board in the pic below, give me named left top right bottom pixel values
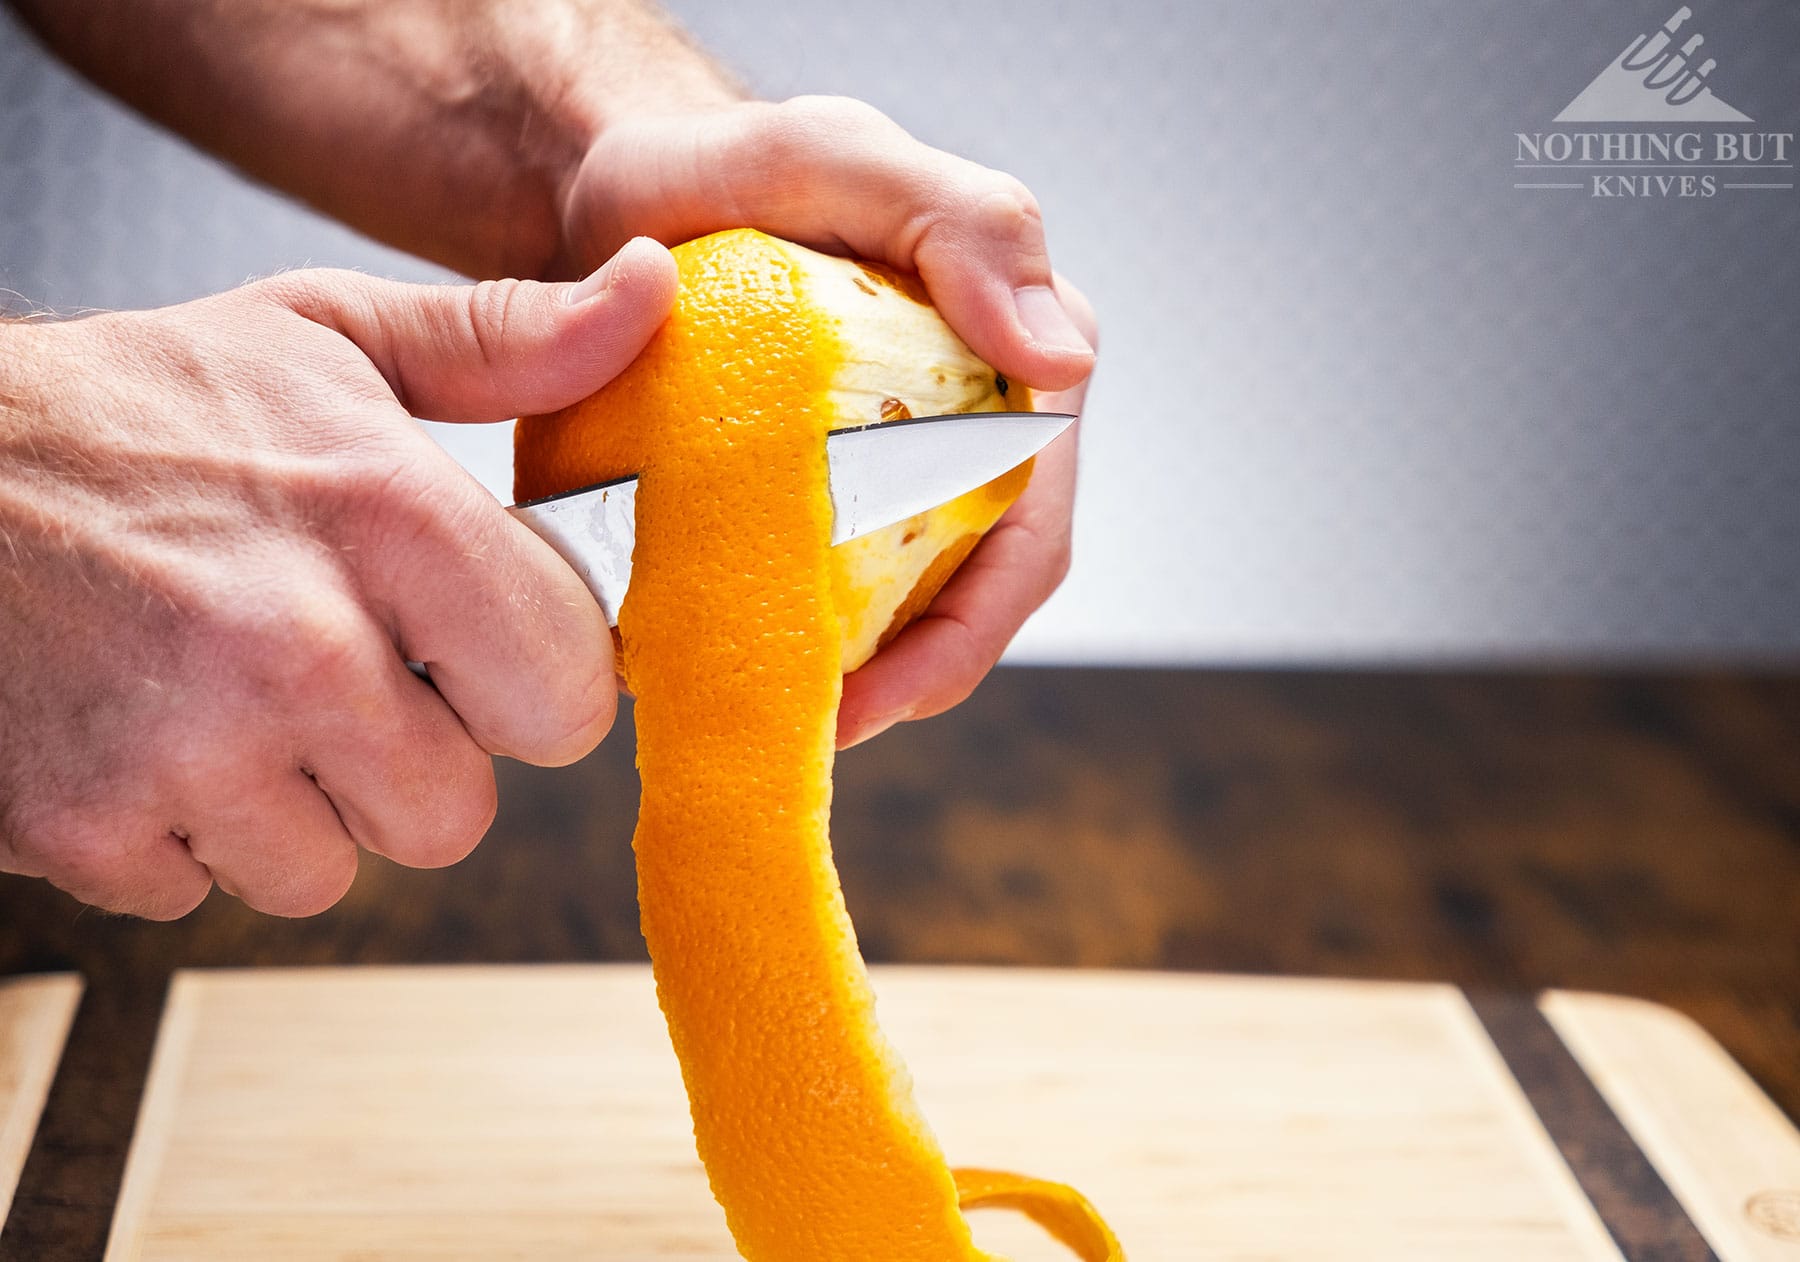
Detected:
left=0, top=975, right=81, bottom=1227
left=86, top=966, right=1800, bottom=1261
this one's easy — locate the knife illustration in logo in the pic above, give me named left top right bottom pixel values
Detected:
left=1555, top=6, right=1752, bottom=124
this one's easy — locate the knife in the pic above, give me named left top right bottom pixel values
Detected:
left=509, top=410, right=1074, bottom=627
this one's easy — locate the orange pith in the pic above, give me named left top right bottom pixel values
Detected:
left=516, top=230, right=1120, bottom=1262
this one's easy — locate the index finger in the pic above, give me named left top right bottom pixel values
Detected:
left=352, top=437, right=618, bottom=766
left=837, top=274, right=1097, bottom=746
left=836, top=422, right=1077, bottom=748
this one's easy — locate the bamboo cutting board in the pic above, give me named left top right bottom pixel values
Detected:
left=93, top=966, right=1800, bottom=1261
left=0, top=975, right=81, bottom=1227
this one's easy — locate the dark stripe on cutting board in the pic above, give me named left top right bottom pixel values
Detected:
left=1, top=978, right=169, bottom=1262
left=1467, top=991, right=1720, bottom=1262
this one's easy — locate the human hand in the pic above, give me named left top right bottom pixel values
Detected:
left=837, top=276, right=1095, bottom=747
left=554, top=96, right=1098, bottom=745
left=0, top=239, right=678, bottom=919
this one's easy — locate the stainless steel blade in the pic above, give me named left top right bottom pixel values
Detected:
left=822, top=411, right=1073, bottom=546
left=506, top=410, right=1075, bottom=627
left=508, top=477, right=640, bottom=628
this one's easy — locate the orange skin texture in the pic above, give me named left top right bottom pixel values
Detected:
left=515, top=230, right=1119, bottom=1261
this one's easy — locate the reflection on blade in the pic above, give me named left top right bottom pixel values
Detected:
left=506, top=411, right=1076, bottom=626
left=825, top=412, right=1074, bottom=545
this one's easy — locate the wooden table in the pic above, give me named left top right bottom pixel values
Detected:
left=1, top=667, right=1797, bottom=1259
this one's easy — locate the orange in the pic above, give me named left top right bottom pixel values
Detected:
left=516, top=229, right=1120, bottom=1262
left=516, top=234, right=1033, bottom=673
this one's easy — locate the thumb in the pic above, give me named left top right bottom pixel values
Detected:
left=268, top=236, right=678, bottom=421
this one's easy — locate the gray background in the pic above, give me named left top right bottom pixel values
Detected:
left=2, top=1, right=1797, bottom=665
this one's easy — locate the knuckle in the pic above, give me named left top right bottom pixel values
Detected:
left=251, top=266, right=369, bottom=318
left=0, top=805, right=50, bottom=879
left=273, top=609, right=373, bottom=701
left=315, top=450, right=492, bottom=599
left=345, top=450, right=483, bottom=560
left=906, top=627, right=992, bottom=725
left=25, top=808, right=210, bottom=920
left=1042, top=545, right=1074, bottom=596
left=134, top=870, right=214, bottom=922
left=390, top=755, right=496, bottom=868
left=463, top=278, right=530, bottom=375
left=945, top=624, right=1002, bottom=706
left=750, top=95, right=903, bottom=175
left=439, top=760, right=499, bottom=861
left=491, top=618, right=616, bottom=766
left=199, top=591, right=377, bottom=710
left=1037, top=526, right=1075, bottom=592
left=986, top=170, right=1041, bottom=215
left=25, top=808, right=117, bottom=887
left=537, top=683, right=617, bottom=767
left=782, top=94, right=897, bottom=138
left=242, top=849, right=357, bottom=918
left=908, top=169, right=1047, bottom=273
left=970, top=171, right=1046, bottom=245
left=326, top=445, right=433, bottom=528
left=922, top=671, right=983, bottom=723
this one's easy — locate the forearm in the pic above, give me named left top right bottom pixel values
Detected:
left=7, top=0, right=740, bottom=280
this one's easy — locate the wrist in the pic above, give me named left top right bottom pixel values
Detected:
left=477, top=0, right=743, bottom=280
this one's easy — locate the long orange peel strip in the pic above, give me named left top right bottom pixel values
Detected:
left=517, top=229, right=1121, bottom=1262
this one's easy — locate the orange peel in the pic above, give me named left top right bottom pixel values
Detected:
left=517, top=228, right=1119, bottom=1261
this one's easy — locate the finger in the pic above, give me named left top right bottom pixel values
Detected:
left=838, top=277, right=1096, bottom=747
left=272, top=243, right=639, bottom=764
left=302, top=653, right=499, bottom=870
left=350, top=431, right=617, bottom=765
left=589, top=100, right=1094, bottom=392
left=837, top=424, right=1077, bottom=747
left=22, top=812, right=214, bottom=922
left=1021, top=276, right=1099, bottom=416
left=262, top=236, right=678, bottom=421
left=183, top=773, right=360, bottom=918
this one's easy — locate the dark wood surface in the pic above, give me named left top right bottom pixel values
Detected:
left=2, top=667, right=1798, bottom=1258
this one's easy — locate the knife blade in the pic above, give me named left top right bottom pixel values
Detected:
left=511, top=410, right=1073, bottom=627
